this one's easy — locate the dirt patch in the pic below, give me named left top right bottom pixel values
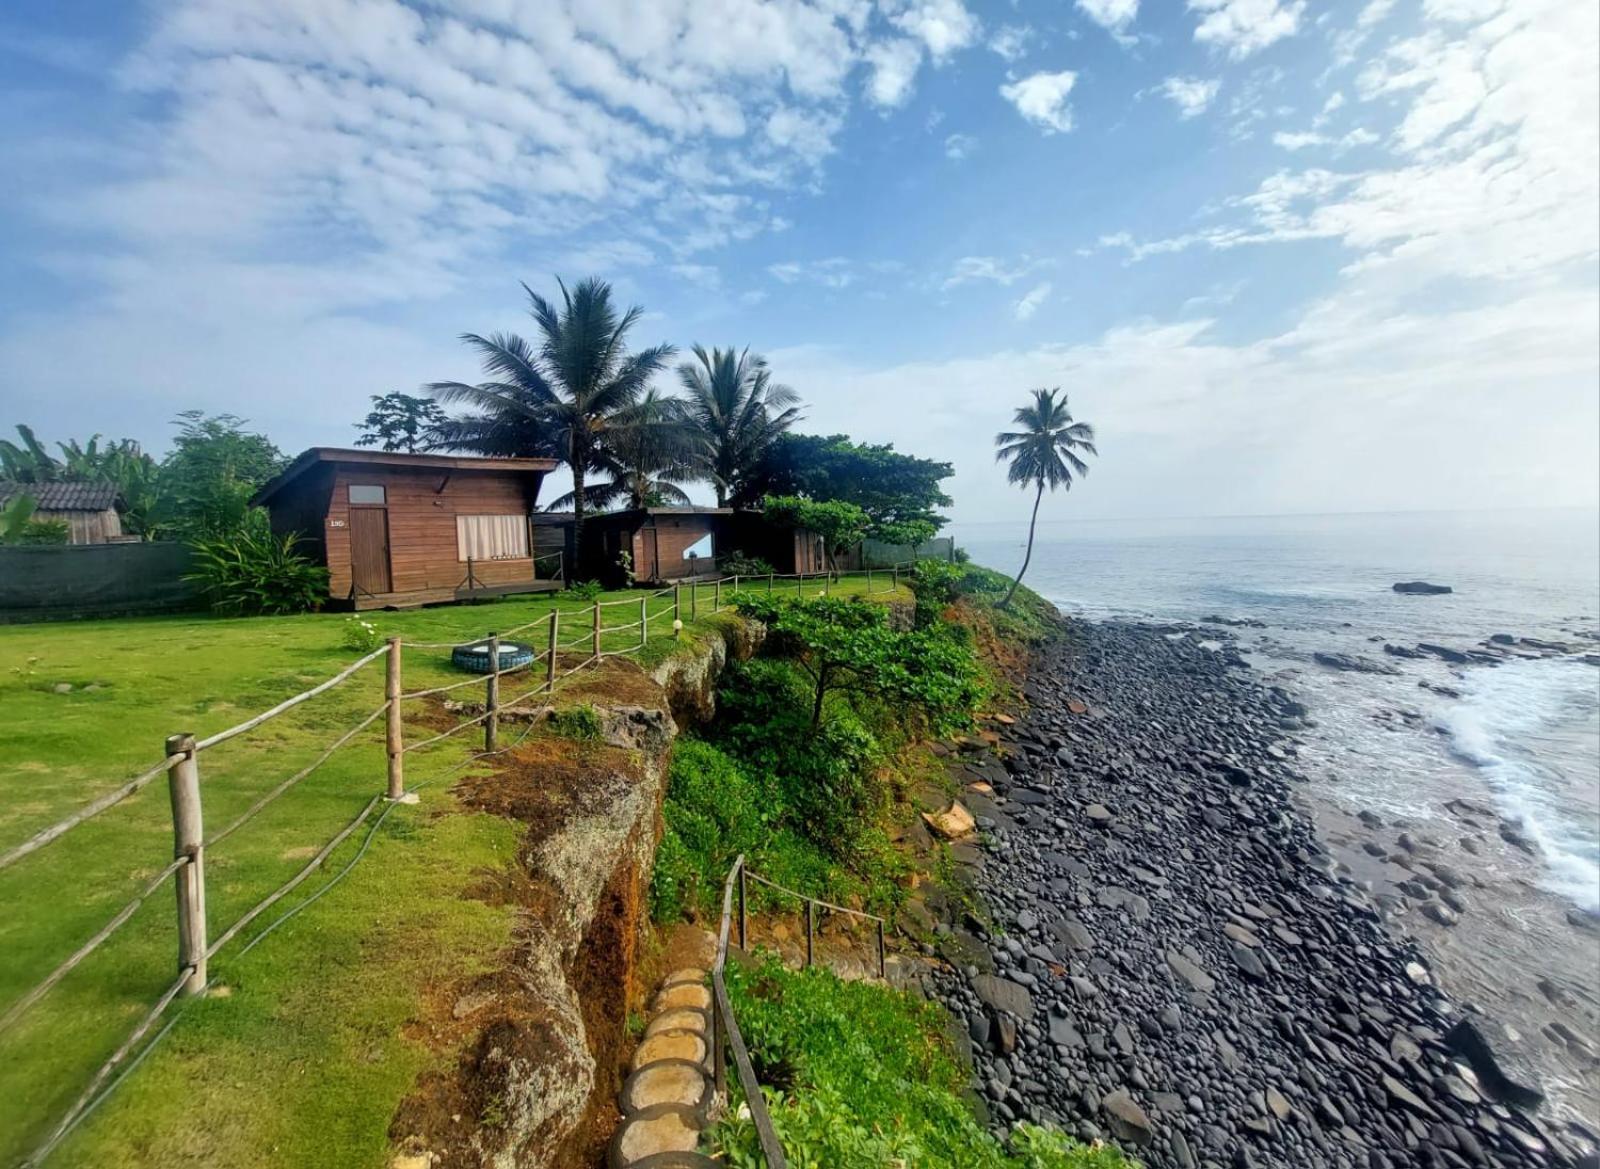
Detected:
left=390, top=675, right=676, bottom=1169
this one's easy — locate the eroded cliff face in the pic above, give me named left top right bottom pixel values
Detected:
left=390, top=622, right=758, bottom=1169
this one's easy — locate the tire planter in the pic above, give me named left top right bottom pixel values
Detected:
left=451, top=640, right=535, bottom=673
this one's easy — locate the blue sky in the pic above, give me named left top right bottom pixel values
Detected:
left=0, top=0, right=1595, bottom=523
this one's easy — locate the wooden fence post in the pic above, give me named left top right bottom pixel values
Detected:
left=165, top=734, right=207, bottom=996
left=738, top=864, right=748, bottom=950
left=805, top=901, right=815, bottom=968
left=639, top=596, right=648, bottom=649
left=385, top=637, right=403, bottom=800
left=484, top=632, right=500, bottom=752
left=877, top=919, right=887, bottom=979
left=591, top=602, right=602, bottom=659
left=714, top=577, right=721, bottom=613
left=673, top=584, right=681, bottom=634
left=546, top=611, right=559, bottom=690
left=867, top=566, right=874, bottom=593
left=892, top=563, right=899, bottom=591
left=796, top=573, right=803, bottom=599
left=732, top=574, right=740, bottom=595
left=767, top=573, right=774, bottom=594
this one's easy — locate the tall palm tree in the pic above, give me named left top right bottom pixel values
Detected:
left=676, top=345, right=802, bottom=507
left=994, top=388, right=1097, bottom=607
left=544, top=389, right=705, bottom=512
left=428, top=277, right=675, bottom=554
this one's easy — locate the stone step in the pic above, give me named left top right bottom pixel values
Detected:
left=620, top=1058, right=713, bottom=1116
left=612, top=961, right=722, bottom=1168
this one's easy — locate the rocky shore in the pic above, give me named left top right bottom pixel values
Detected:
left=927, top=621, right=1594, bottom=1169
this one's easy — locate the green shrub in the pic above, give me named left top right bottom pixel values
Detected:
left=566, top=579, right=603, bottom=601
left=649, top=739, right=838, bottom=922
left=546, top=703, right=602, bottom=742
left=712, top=958, right=1129, bottom=1169
left=719, top=551, right=776, bottom=576
left=15, top=518, right=70, bottom=545
left=185, top=522, right=328, bottom=615
left=911, top=559, right=964, bottom=627
left=340, top=616, right=384, bottom=653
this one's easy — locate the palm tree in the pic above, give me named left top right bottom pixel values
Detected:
left=676, top=345, right=802, bottom=507
left=428, top=277, right=675, bottom=554
left=544, top=389, right=705, bottom=512
left=994, top=388, right=1097, bottom=607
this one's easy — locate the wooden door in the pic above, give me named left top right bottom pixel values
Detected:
left=349, top=508, right=392, bottom=596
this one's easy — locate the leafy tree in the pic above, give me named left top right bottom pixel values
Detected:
left=428, top=277, right=675, bottom=552
left=761, top=494, right=869, bottom=572
left=543, top=389, right=704, bottom=511
left=731, top=593, right=980, bottom=731
left=159, top=411, right=286, bottom=540
left=676, top=345, right=802, bottom=507
left=0, top=427, right=163, bottom=538
left=747, top=433, right=953, bottom=546
left=0, top=425, right=61, bottom=483
left=993, top=388, right=1097, bottom=607
left=354, top=392, right=447, bottom=452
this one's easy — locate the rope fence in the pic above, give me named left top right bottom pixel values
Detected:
left=4, top=562, right=925, bottom=1164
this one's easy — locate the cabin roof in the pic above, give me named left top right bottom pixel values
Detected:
left=0, top=480, right=121, bottom=512
left=252, top=447, right=559, bottom=507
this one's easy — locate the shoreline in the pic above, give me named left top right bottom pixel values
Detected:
left=927, top=619, right=1593, bottom=1168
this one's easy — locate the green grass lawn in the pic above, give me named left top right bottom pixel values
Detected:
left=0, top=573, right=902, bottom=1168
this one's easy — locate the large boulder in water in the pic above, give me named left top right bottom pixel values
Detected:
left=1313, top=652, right=1400, bottom=675
left=1445, top=1017, right=1545, bottom=1111
left=1393, top=580, right=1453, bottom=594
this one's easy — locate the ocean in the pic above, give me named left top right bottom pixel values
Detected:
left=950, top=507, right=1600, bottom=911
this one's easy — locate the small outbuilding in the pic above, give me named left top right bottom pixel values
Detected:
left=252, top=448, right=561, bottom=609
left=0, top=481, right=124, bottom=545
left=581, top=507, right=734, bottom=586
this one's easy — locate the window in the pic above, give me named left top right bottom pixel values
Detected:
left=682, top=533, right=714, bottom=561
left=457, top=515, right=529, bottom=561
left=348, top=484, right=385, bottom=505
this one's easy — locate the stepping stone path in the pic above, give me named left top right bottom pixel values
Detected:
left=608, top=967, right=720, bottom=1169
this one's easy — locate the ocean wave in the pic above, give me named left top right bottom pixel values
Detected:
left=1439, top=658, right=1600, bottom=910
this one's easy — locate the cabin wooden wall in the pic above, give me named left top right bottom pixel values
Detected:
left=308, top=467, right=542, bottom=601
left=631, top=516, right=719, bottom=580
left=38, top=508, right=123, bottom=546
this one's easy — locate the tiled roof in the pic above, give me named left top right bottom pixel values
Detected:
left=0, top=481, right=121, bottom=511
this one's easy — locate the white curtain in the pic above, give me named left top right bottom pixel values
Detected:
left=456, top=515, right=529, bottom=561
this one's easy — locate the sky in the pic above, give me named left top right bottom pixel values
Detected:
left=0, top=0, right=1595, bottom=524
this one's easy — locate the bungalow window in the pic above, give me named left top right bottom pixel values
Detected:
left=456, top=515, right=529, bottom=561
left=348, top=484, right=385, bottom=505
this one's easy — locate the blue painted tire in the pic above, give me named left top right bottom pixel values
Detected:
left=451, top=640, right=534, bottom=673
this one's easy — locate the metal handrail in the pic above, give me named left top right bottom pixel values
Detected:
left=710, top=855, right=893, bottom=1167
left=713, top=855, right=788, bottom=1168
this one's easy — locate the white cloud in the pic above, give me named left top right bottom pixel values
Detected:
left=889, top=0, right=981, bottom=60
left=1158, top=76, right=1222, bottom=119
left=944, top=132, right=978, bottom=160
left=1077, top=0, right=1139, bottom=33
left=1189, top=0, right=1305, bottom=59
left=1108, top=0, right=1599, bottom=293
left=770, top=279, right=1598, bottom=523
left=988, top=24, right=1034, bottom=62
left=942, top=255, right=1049, bottom=289
left=768, top=257, right=857, bottom=288
left=864, top=37, right=924, bottom=108
left=999, top=70, right=1079, bottom=134
left=1013, top=282, right=1052, bottom=320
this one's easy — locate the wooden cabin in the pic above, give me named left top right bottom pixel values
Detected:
left=0, top=481, right=124, bottom=545
left=253, top=448, right=560, bottom=609
left=724, top=512, right=828, bottom=575
left=581, top=508, right=734, bottom=586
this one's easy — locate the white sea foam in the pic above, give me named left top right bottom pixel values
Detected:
left=1439, top=658, right=1600, bottom=910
